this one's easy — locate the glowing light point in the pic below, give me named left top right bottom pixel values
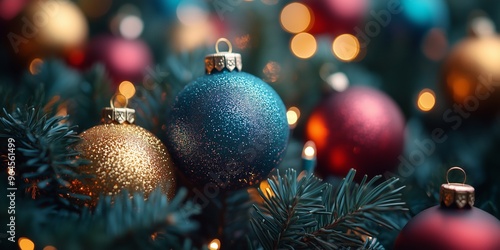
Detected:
left=332, top=34, right=360, bottom=62
left=209, top=239, right=221, bottom=250
left=280, top=3, right=311, bottom=33
left=286, top=107, right=301, bottom=128
left=19, top=237, right=35, bottom=250
left=417, top=89, right=436, bottom=112
left=291, top=33, right=317, bottom=59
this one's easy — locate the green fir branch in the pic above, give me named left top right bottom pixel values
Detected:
left=251, top=169, right=407, bottom=250
left=21, top=188, right=200, bottom=250
left=0, top=107, right=89, bottom=211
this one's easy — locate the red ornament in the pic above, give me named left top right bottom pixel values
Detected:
left=84, top=36, right=152, bottom=86
left=305, top=86, right=405, bottom=178
left=304, top=0, right=368, bottom=36
left=394, top=167, right=500, bottom=250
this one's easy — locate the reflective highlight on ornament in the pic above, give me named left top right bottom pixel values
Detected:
left=280, top=3, right=311, bottom=33
left=29, top=58, right=44, bottom=75
left=332, top=34, right=360, bottom=62
left=118, top=81, right=136, bottom=99
left=286, top=107, right=300, bottom=128
left=291, top=33, right=317, bottom=59
left=119, top=15, right=144, bottom=39
left=208, top=239, right=221, bottom=250
left=326, top=72, right=349, bottom=92
left=19, top=237, right=35, bottom=250
left=417, top=89, right=436, bottom=112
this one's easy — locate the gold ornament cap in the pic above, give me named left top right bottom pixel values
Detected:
left=205, top=38, right=242, bottom=74
left=101, top=94, right=135, bottom=124
left=440, top=167, right=475, bottom=209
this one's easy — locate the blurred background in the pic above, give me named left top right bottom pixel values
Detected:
left=1, top=0, right=500, bottom=248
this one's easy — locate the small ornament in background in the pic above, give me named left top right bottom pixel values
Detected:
left=441, top=16, right=500, bottom=117
left=394, top=167, right=500, bottom=250
left=166, top=38, right=289, bottom=191
left=71, top=95, right=176, bottom=207
left=82, top=35, right=152, bottom=87
left=303, top=0, right=368, bottom=36
left=8, top=0, right=88, bottom=63
left=305, top=86, right=405, bottom=178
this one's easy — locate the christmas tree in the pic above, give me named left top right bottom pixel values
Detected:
left=1, top=0, right=500, bottom=249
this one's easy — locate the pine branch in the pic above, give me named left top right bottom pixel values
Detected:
left=306, top=170, right=407, bottom=249
left=250, top=169, right=327, bottom=250
left=20, top=188, right=201, bottom=250
left=251, top=169, right=407, bottom=250
left=0, top=107, right=89, bottom=211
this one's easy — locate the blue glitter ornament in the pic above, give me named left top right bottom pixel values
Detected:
left=166, top=38, right=289, bottom=190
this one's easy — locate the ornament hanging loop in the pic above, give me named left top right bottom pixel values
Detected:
left=446, top=166, right=467, bottom=185
left=205, top=38, right=242, bottom=74
left=215, top=38, right=232, bottom=53
left=110, top=93, right=128, bottom=108
left=102, top=94, right=135, bottom=124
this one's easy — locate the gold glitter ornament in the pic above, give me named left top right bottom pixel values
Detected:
left=71, top=95, right=176, bottom=207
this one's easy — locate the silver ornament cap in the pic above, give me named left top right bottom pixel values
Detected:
left=440, top=167, right=475, bottom=209
left=101, top=94, right=136, bottom=124
left=205, top=38, right=242, bottom=74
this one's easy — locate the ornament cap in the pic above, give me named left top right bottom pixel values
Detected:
left=440, top=167, right=475, bottom=209
left=205, top=38, right=242, bottom=74
left=101, top=94, right=136, bottom=124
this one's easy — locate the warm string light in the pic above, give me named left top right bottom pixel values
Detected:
left=290, top=33, right=317, bottom=59
left=332, top=34, right=360, bottom=62
left=286, top=107, right=300, bottom=128
left=302, top=140, right=317, bottom=173
left=280, top=2, right=311, bottom=33
left=208, top=238, right=221, bottom=250
left=118, top=81, right=136, bottom=99
left=18, top=237, right=35, bottom=250
left=259, top=180, right=275, bottom=198
left=417, top=88, right=436, bottom=112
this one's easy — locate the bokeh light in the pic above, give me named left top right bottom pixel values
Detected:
left=326, top=72, right=349, bottom=92
left=119, top=15, right=144, bottom=39
left=208, top=238, right=221, bottom=250
left=43, top=246, right=57, bottom=250
left=38, top=0, right=88, bottom=47
left=286, top=107, right=300, bottom=128
left=29, top=58, right=44, bottom=75
left=469, top=16, right=495, bottom=37
left=259, top=180, right=275, bottom=198
left=280, top=3, right=311, bottom=33
left=290, top=33, right=317, bottom=59
left=263, top=61, right=281, bottom=83
left=118, top=81, right=136, bottom=99
left=176, top=0, right=208, bottom=26
left=234, top=34, right=251, bottom=50
left=422, top=28, right=448, bottom=61
left=332, top=34, right=360, bottom=62
left=417, top=89, right=436, bottom=112
left=18, top=237, right=35, bottom=250
left=302, top=140, right=316, bottom=160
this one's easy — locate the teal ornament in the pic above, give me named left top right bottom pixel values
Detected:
left=166, top=38, right=289, bottom=190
